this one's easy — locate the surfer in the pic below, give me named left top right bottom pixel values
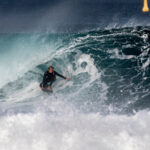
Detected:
left=40, top=66, right=70, bottom=92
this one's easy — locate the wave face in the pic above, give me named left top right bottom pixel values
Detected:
left=0, top=26, right=150, bottom=149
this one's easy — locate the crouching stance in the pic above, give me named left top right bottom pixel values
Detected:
left=40, top=66, right=70, bottom=92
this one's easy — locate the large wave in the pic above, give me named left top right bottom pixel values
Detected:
left=0, top=26, right=150, bottom=149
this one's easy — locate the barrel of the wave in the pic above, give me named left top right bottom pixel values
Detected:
left=143, top=0, right=149, bottom=12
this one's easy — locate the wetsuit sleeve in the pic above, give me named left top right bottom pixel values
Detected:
left=54, top=71, right=66, bottom=79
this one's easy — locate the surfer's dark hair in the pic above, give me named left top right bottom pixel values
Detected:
left=48, top=66, right=54, bottom=69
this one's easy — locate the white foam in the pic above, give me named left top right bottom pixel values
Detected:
left=0, top=107, right=150, bottom=150
left=72, top=54, right=99, bottom=79
left=142, top=57, right=150, bottom=69
left=108, top=48, right=135, bottom=60
left=6, top=82, right=42, bottom=102
left=140, top=47, right=150, bottom=69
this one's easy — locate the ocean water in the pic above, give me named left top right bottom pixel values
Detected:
left=0, top=26, right=150, bottom=150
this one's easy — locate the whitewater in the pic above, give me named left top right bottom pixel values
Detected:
left=0, top=26, right=150, bottom=150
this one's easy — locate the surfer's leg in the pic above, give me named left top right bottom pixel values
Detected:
left=47, top=86, right=53, bottom=92
left=47, top=80, right=55, bottom=92
left=40, top=83, right=49, bottom=91
left=40, top=80, right=54, bottom=92
left=40, top=83, right=44, bottom=90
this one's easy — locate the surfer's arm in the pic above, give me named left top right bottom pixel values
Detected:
left=54, top=71, right=66, bottom=79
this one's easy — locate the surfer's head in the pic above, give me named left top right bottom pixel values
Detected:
left=48, top=66, right=54, bottom=73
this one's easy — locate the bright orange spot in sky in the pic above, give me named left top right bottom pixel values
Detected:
left=143, top=0, right=149, bottom=12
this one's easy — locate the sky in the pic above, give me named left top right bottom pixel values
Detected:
left=0, top=0, right=149, bottom=32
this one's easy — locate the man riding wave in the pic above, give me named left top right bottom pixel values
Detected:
left=40, top=66, right=70, bottom=92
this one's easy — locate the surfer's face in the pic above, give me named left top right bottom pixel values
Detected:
left=49, top=67, right=53, bottom=73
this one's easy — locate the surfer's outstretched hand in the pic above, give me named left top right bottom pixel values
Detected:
left=66, top=77, right=70, bottom=81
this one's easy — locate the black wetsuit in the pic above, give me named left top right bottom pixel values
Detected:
left=40, top=70, right=66, bottom=88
